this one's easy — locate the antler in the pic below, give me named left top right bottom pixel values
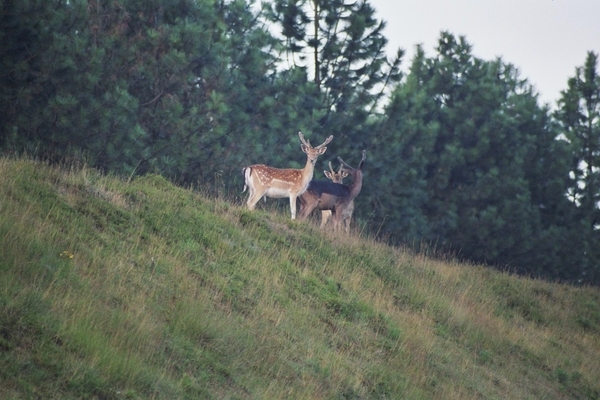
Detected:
left=337, top=156, right=353, bottom=170
left=338, top=150, right=367, bottom=170
left=299, top=131, right=333, bottom=149
left=328, top=161, right=336, bottom=175
left=298, top=131, right=311, bottom=147
left=316, top=134, right=333, bottom=149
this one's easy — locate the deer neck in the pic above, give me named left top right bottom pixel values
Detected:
left=299, top=158, right=317, bottom=190
left=348, top=172, right=363, bottom=197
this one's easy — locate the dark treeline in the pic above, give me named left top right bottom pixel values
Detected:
left=1, top=0, right=599, bottom=284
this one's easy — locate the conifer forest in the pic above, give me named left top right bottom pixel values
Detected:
left=2, top=0, right=599, bottom=284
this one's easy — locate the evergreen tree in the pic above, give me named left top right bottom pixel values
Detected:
left=555, top=51, right=600, bottom=283
left=365, top=46, right=437, bottom=242
left=263, top=0, right=403, bottom=149
left=374, top=32, right=574, bottom=279
left=0, top=0, right=303, bottom=183
left=0, top=0, right=209, bottom=173
left=204, top=0, right=325, bottom=188
left=0, top=0, right=93, bottom=155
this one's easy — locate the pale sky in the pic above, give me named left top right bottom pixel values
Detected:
left=368, top=0, right=600, bottom=108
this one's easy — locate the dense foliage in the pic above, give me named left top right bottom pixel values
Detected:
left=1, top=0, right=599, bottom=283
left=369, top=34, right=580, bottom=281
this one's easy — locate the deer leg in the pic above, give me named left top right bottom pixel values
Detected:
left=331, top=209, right=341, bottom=233
left=342, top=217, right=351, bottom=234
left=246, top=188, right=263, bottom=210
left=320, top=210, right=332, bottom=229
left=298, top=197, right=318, bottom=221
left=289, top=195, right=297, bottom=219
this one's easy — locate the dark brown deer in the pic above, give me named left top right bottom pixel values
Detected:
left=242, top=132, right=333, bottom=219
left=319, top=162, right=354, bottom=232
left=298, top=150, right=366, bottom=233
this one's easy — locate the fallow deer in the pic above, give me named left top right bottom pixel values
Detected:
left=298, top=150, right=366, bottom=233
left=319, top=162, right=354, bottom=232
left=242, top=131, right=333, bottom=219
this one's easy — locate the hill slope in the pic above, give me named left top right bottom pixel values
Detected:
left=1, top=157, right=599, bottom=399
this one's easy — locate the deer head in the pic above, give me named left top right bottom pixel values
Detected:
left=324, top=161, right=349, bottom=183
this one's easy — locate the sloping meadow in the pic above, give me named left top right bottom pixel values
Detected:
left=1, top=157, right=599, bottom=399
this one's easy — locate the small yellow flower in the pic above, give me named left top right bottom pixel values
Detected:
left=60, top=250, right=74, bottom=259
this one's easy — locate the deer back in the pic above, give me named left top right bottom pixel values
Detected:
left=305, top=180, right=350, bottom=210
left=247, top=165, right=306, bottom=191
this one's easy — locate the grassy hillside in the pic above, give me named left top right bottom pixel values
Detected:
left=1, top=157, right=599, bottom=399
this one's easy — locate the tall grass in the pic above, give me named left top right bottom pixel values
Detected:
left=1, top=156, right=599, bottom=399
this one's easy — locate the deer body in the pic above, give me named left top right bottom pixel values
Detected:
left=298, top=151, right=366, bottom=233
left=243, top=132, right=333, bottom=219
left=324, top=163, right=354, bottom=231
left=300, top=162, right=354, bottom=231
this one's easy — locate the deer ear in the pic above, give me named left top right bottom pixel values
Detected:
left=301, top=144, right=310, bottom=154
left=341, top=171, right=349, bottom=178
left=324, top=171, right=333, bottom=179
left=317, top=147, right=327, bottom=155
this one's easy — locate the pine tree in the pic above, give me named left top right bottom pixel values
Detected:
left=0, top=0, right=91, bottom=154
left=375, top=32, right=574, bottom=279
left=364, top=46, right=437, bottom=242
left=0, top=0, right=296, bottom=182
left=555, top=51, right=600, bottom=283
left=263, top=0, right=403, bottom=145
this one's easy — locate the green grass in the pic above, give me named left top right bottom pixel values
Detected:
left=1, top=156, right=599, bottom=399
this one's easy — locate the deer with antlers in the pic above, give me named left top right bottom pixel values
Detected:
left=298, top=150, right=366, bottom=233
left=242, top=131, right=333, bottom=219
left=317, top=161, right=354, bottom=232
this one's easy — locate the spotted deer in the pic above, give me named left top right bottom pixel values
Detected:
left=298, top=150, right=366, bottom=233
left=242, top=132, right=333, bottom=219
